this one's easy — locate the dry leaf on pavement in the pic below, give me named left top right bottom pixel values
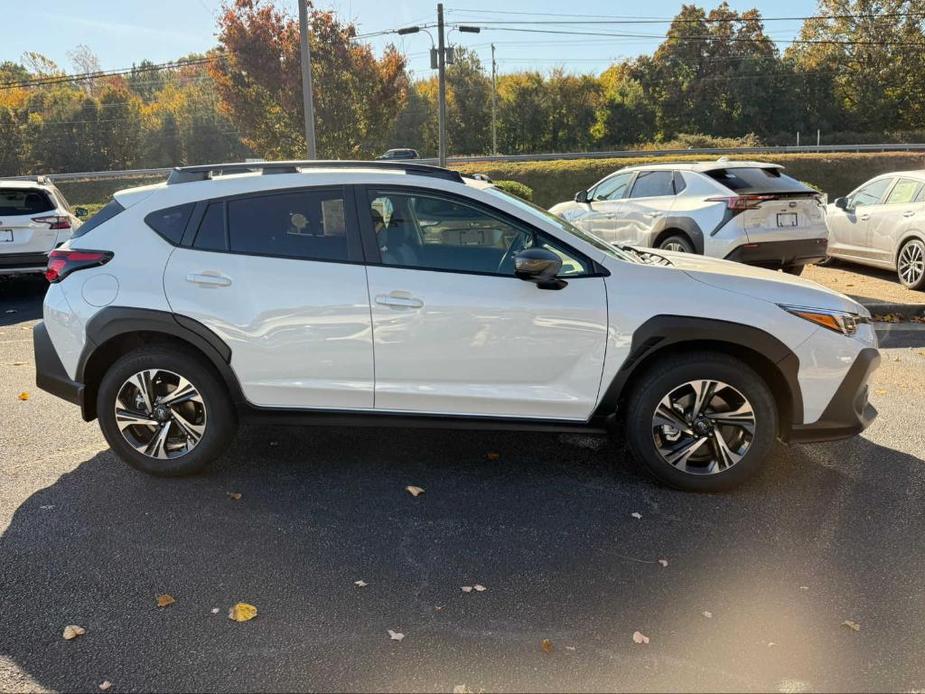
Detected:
left=453, top=686, right=473, bottom=694
left=658, top=559, right=668, bottom=567
left=228, top=603, right=257, bottom=622
left=211, top=608, right=220, bottom=614
left=541, top=639, right=554, bottom=654
left=405, top=485, right=425, bottom=497
left=461, top=586, right=473, bottom=593
left=388, top=629, right=405, bottom=641
left=485, top=452, right=501, bottom=461
left=631, top=512, right=642, bottom=519
left=632, top=631, right=650, bottom=644
left=702, top=611, right=713, bottom=619
left=842, top=619, right=861, bottom=632
left=227, top=492, right=242, bottom=501
left=17, top=392, right=29, bottom=401
left=156, top=594, right=176, bottom=608
left=354, top=580, right=368, bottom=587
left=473, top=584, right=487, bottom=592
left=62, top=625, right=86, bottom=640
left=99, top=682, right=112, bottom=691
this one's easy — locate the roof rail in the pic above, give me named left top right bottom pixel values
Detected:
left=5, top=175, right=51, bottom=185
left=166, top=160, right=464, bottom=185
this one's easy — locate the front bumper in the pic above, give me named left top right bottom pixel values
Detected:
left=33, top=321, right=85, bottom=409
left=790, top=347, right=880, bottom=443
left=724, top=237, right=827, bottom=268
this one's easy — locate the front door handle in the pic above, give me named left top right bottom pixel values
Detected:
left=376, top=293, right=423, bottom=309
left=186, top=273, right=232, bottom=287
left=859, top=214, right=871, bottom=221
left=904, top=211, right=916, bottom=218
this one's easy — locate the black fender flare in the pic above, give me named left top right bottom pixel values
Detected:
left=78, top=307, right=243, bottom=420
left=594, top=315, right=803, bottom=430
left=652, top=217, right=705, bottom=254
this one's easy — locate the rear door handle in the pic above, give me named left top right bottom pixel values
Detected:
left=376, top=293, right=423, bottom=309
left=186, top=273, right=232, bottom=287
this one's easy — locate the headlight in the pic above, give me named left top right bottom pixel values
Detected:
left=780, top=304, right=868, bottom=336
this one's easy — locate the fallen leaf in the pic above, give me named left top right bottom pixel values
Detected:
left=461, top=586, right=473, bottom=593
left=269, top=441, right=279, bottom=447
left=211, top=608, right=220, bottom=614
left=541, top=638, right=554, bottom=654
left=405, top=485, right=425, bottom=497
left=227, top=492, right=242, bottom=501
left=11, top=361, right=25, bottom=366
left=453, top=686, right=472, bottom=694
left=632, top=631, right=650, bottom=645
left=799, top=586, right=809, bottom=591
left=485, top=452, right=501, bottom=461
left=842, top=619, right=861, bottom=632
left=228, top=602, right=257, bottom=622
left=875, top=389, right=887, bottom=396
left=62, top=625, right=85, bottom=640
left=768, top=641, right=777, bottom=648
left=354, top=580, right=368, bottom=587
left=473, top=584, right=487, bottom=592
left=565, top=645, right=576, bottom=651
left=631, top=512, right=642, bottom=519
left=388, top=629, right=405, bottom=641
left=156, top=594, right=176, bottom=608
left=658, top=559, right=668, bottom=567
left=17, top=392, right=29, bottom=401
left=702, top=611, right=713, bottom=619
left=40, top=505, right=54, bottom=510
left=99, top=682, right=112, bottom=691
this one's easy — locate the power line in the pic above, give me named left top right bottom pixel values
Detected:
left=446, top=8, right=925, bottom=24
left=0, top=57, right=219, bottom=91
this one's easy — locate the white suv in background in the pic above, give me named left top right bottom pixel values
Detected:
left=34, top=161, right=878, bottom=492
left=0, top=177, right=86, bottom=276
left=550, top=160, right=828, bottom=275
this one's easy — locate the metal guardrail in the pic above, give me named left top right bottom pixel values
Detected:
left=18, top=143, right=925, bottom=182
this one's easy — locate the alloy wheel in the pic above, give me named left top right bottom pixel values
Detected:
left=114, top=369, right=207, bottom=459
left=661, top=241, right=688, bottom=253
left=898, top=240, right=925, bottom=287
left=651, top=379, right=756, bottom=475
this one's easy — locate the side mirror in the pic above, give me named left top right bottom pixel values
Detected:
left=574, top=189, right=589, bottom=203
left=74, top=206, right=88, bottom=218
left=514, top=248, right=565, bottom=290
left=834, top=197, right=849, bottom=211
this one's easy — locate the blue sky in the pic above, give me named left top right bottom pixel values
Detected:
left=5, top=0, right=816, bottom=78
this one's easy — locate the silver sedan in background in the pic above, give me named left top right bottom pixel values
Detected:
left=826, top=170, right=925, bottom=290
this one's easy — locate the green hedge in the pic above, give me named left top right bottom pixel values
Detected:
left=454, top=152, right=925, bottom=208
left=492, top=179, right=534, bottom=201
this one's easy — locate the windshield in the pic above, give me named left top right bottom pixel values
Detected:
left=482, top=186, right=638, bottom=263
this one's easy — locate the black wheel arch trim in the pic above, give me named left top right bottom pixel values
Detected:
left=594, top=315, right=804, bottom=431
left=77, top=307, right=243, bottom=420
left=652, top=217, right=705, bottom=254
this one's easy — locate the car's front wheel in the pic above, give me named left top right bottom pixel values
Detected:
left=97, top=345, right=237, bottom=476
left=623, top=352, right=778, bottom=492
left=897, top=238, right=925, bottom=290
left=658, top=235, right=694, bottom=253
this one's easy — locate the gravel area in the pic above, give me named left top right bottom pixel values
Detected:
left=804, top=262, right=925, bottom=308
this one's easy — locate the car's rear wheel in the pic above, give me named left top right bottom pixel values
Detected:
left=658, top=234, right=694, bottom=253
left=623, top=353, right=778, bottom=492
left=97, top=345, right=236, bottom=476
left=897, top=238, right=925, bottom=290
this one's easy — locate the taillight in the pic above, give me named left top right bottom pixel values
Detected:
left=45, top=249, right=112, bottom=283
left=706, top=194, right=779, bottom=211
left=33, top=215, right=72, bottom=230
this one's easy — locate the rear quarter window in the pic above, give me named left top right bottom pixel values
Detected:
left=706, top=168, right=812, bottom=194
left=71, top=199, right=125, bottom=239
left=0, top=188, right=55, bottom=216
left=144, top=203, right=195, bottom=245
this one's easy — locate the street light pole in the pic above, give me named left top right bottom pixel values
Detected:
left=437, top=3, right=447, bottom=167
left=298, top=0, right=318, bottom=159
left=491, top=43, right=497, bottom=155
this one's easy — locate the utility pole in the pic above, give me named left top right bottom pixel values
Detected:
left=298, top=0, right=317, bottom=159
left=491, top=43, right=497, bottom=155
left=437, top=3, right=447, bottom=166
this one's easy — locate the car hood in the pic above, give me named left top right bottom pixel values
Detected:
left=656, top=251, right=868, bottom=316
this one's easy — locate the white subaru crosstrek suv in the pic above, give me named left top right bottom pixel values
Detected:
left=33, top=161, right=879, bottom=492
left=0, top=177, right=86, bottom=275
left=549, top=160, right=828, bottom=275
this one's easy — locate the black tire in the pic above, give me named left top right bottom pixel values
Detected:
left=897, top=238, right=925, bottom=290
left=623, top=352, right=778, bottom=492
left=97, top=344, right=237, bottom=476
left=782, top=264, right=805, bottom=276
left=658, top=234, right=695, bottom=253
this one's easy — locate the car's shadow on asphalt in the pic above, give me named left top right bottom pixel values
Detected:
left=1, top=426, right=923, bottom=692
left=0, top=275, right=46, bottom=326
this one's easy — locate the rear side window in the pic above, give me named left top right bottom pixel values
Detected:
left=0, top=188, right=54, bottom=216
left=706, top=167, right=812, bottom=194
left=629, top=171, right=674, bottom=198
left=72, top=199, right=125, bottom=239
left=225, top=190, right=350, bottom=261
left=194, top=203, right=226, bottom=251
left=145, top=203, right=194, bottom=245
left=673, top=171, right=687, bottom=194
left=885, top=178, right=921, bottom=205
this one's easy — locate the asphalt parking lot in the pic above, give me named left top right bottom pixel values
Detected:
left=2, top=275, right=925, bottom=693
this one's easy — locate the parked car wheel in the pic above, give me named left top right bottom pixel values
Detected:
left=897, top=238, right=925, bottom=290
left=624, top=352, right=777, bottom=492
left=658, top=234, right=694, bottom=253
left=97, top=345, right=237, bottom=476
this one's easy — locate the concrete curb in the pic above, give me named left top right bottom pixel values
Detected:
left=859, top=301, right=925, bottom=319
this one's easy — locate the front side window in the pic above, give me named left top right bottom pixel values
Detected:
left=220, top=190, right=349, bottom=261
left=591, top=172, right=634, bottom=201
left=851, top=178, right=892, bottom=208
left=629, top=170, right=675, bottom=198
left=885, top=178, right=922, bottom=205
left=367, top=190, right=590, bottom=276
